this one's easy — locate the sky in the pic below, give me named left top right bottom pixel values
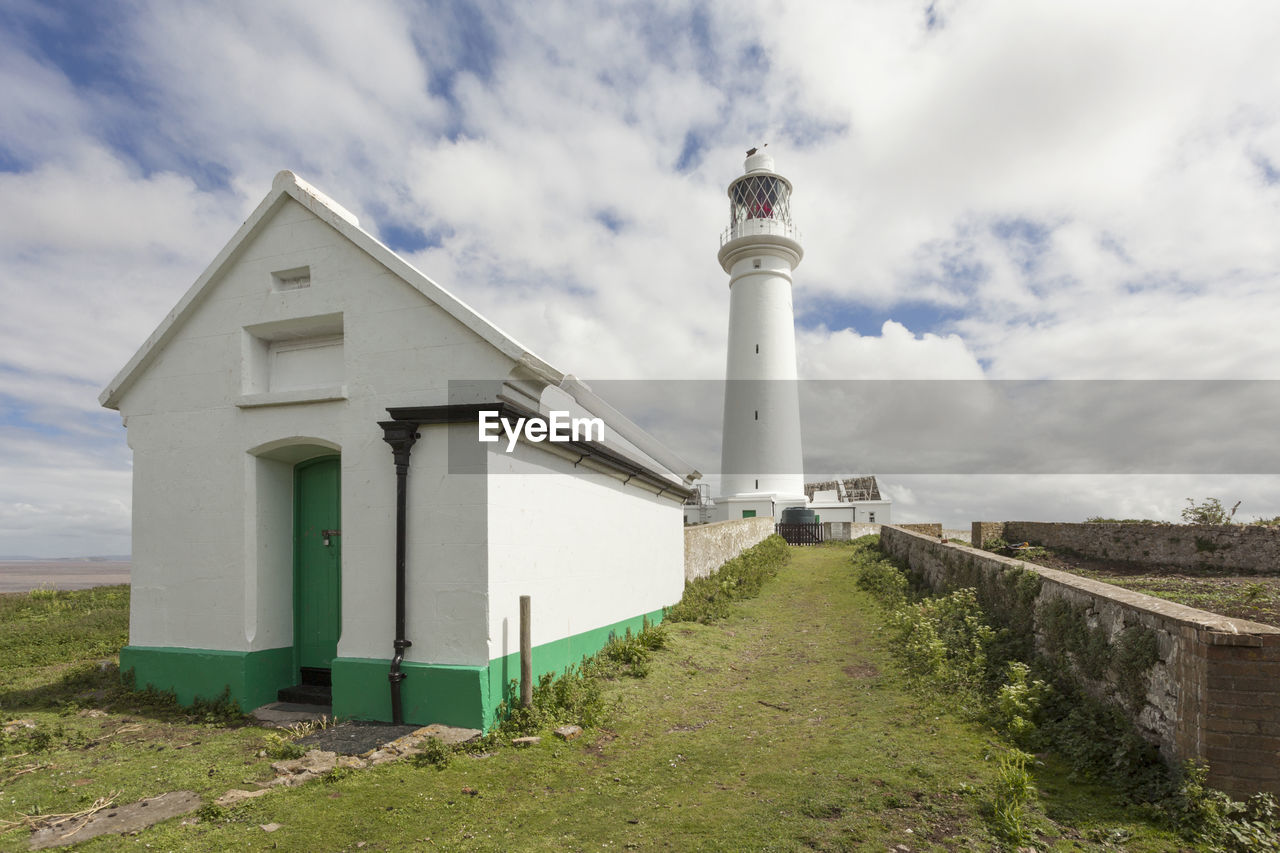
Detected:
left=2, top=0, right=1280, bottom=556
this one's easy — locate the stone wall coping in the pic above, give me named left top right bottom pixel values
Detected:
left=885, top=526, right=1280, bottom=638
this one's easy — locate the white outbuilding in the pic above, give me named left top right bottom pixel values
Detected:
left=100, top=171, right=697, bottom=729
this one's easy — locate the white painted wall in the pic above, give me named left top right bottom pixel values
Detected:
left=115, top=192, right=688, bottom=676
left=717, top=158, right=805, bottom=505
left=712, top=496, right=778, bottom=521
left=484, top=440, right=685, bottom=664
left=807, top=501, right=892, bottom=524
left=118, top=197, right=514, bottom=657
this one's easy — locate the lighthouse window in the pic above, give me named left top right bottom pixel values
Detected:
left=731, top=175, right=783, bottom=221
left=752, top=258, right=761, bottom=269
left=755, top=344, right=759, bottom=353
left=754, top=410, right=758, bottom=420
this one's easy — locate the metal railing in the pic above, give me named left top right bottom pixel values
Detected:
left=720, top=217, right=802, bottom=248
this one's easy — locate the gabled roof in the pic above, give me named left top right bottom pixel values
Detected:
left=98, top=170, right=562, bottom=410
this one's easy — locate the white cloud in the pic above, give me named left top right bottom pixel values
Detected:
left=3, top=0, right=1280, bottom=553
left=799, top=320, right=984, bottom=379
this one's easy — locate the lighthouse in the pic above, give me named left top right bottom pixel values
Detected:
left=715, top=148, right=808, bottom=520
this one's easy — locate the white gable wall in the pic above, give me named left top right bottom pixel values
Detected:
left=116, top=197, right=516, bottom=663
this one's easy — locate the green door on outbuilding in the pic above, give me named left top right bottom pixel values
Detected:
left=294, top=456, right=341, bottom=672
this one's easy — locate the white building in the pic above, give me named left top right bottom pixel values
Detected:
left=804, top=477, right=892, bottom=525
left=100, top=171, right=697, bottom=729
left=714, top=149, right=808, bottom=521
left=694, top=150, right=892, bottom=527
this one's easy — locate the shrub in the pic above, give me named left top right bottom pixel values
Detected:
left=854, top=551, right=910, bottom=607
left=992, top=662, right=1048, bottom=748
left=857, top=539, right=1278, bottom=848
left=665, top=534, right=789, bottom=624
left=262, top=731, right=305, bottom=760
left=494, top=665, right=609, bottom=738
left=592, top=618, right=668, bottom=678
left=889, top=588, right=995, bottom=704
left=1182, top=498, right=1239, bottom=525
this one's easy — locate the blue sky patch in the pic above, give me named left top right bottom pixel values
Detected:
left=1255, top=154, right=1280, bottom=186
left=795, top=296, right=963, bottom=337
left=380, top=222, right=445, bottom=253
left=594, top=209, right=626, bottom=233
left=676, top=131, right=704, bottom=172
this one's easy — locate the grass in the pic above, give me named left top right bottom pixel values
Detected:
left=995, top=543, right=1280, bottom=628
left=0, top=550, right=1191, bottom=851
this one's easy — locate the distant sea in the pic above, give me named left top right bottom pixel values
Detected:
left=0, top=560, right=131, bottom=594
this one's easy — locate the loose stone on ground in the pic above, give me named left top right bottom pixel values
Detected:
left=27, top=790, right=201, bottom=850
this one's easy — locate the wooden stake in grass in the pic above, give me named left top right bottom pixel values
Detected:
left=520, top=595, right=532, bottom=709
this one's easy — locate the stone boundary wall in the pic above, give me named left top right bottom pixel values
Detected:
left=973, top=521, right=1280, bottom=573
left=821, top=522, right=880, bottom=542
left=898, top=523, right=943, bottom=537
left=683, top=516, right=777, bottom=582
left=882, top=524, right=1280, bottom=797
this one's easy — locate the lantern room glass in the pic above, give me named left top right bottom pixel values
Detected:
left=729, top=174, right=792, bottom=225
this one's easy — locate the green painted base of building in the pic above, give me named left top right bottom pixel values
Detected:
left=119, top=645, right=295, bottom=711
left=119, top=608, right=665, bottom=730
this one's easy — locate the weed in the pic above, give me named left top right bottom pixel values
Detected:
left=283, top=715, right=334, bottom=739
left=323, top=765, right=356, bottom=784
left=262, top=731, right=305, bottom=760
left=195, top=802, right=228, bottom=823
left=118, top=677, right=248, bottom=725
left=992, top=662, right=1048, bottom=749
left=1085, top=517, right=1160, bottom=524
left=861, top=539, right=1280, bottom=850
left=985, top=748, right=1037, bottom=846
left=889, top=588, right=995, bottom=705
left=1165, top=762, right=1280, bottom=852
left=593, top=619, right=668, bottom=679
left=853, top=549, right=909, bottom=606
left=1182, top=497, right=1240, bottom=525
left=26, top=586, right=60, bottom=602
left=410, top=737, right=453, bottom=770
left=1112, top=626, right=1159, bottom=711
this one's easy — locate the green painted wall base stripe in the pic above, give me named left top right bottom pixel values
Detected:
left=120, top=608, right=667, bottom=729
left=336, top=607, right=667, bottom=730
left=484, top=607, right=666, bottom=729
left=331, top=658, right=487, bottom=728
left=119, top=645, right=294, bottom=711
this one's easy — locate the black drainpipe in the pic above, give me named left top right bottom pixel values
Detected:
left=380, top=420, right=419, bottom=725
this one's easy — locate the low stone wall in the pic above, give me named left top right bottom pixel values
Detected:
left=973, top=521, right=1280, bottom=573
left=882, top=524, right=1280, bottom=797
left=898, top=523, right=943, bottom=537
left=821, top=522, right=880, bottom=541
left=683, top=516, right=777, bottom=581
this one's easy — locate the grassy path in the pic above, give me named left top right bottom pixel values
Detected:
left=4, top=548, right=1186, bottom=851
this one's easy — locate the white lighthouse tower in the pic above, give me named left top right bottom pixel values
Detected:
left=715, top=148, right=808, bottom=520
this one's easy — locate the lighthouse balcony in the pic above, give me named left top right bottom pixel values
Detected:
left=720, top=217, right=802, bottom=248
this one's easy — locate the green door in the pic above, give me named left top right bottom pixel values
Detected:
left=295, top=456, right=341, bottom=672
